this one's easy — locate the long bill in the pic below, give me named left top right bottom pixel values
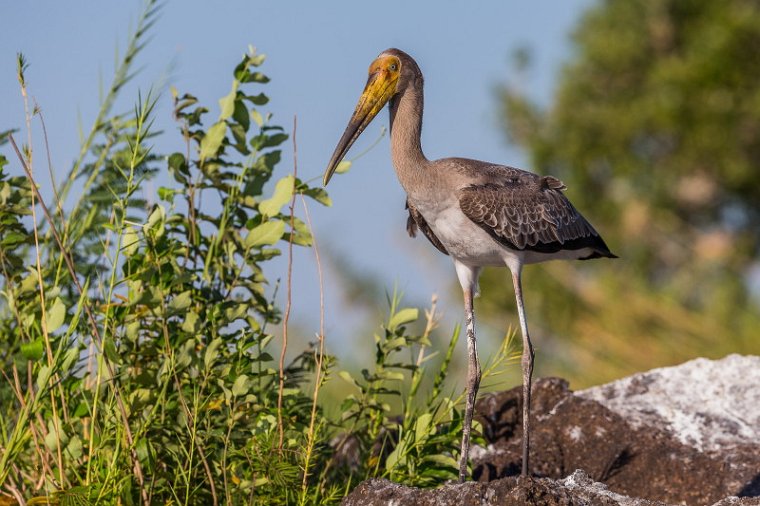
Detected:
left=323, top=70, right=398, bottom=186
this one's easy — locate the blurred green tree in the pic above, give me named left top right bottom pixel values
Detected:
left=483, top=0, right=760, bottom=386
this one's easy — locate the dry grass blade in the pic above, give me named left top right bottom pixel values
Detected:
left=278, top=116, right=298, bottom=451
left=8, top=134, right=148, bottom=504
left=300, top=173, right=327, bottom=496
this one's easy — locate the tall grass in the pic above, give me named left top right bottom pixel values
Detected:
left=0, top=6, right=518, bottom=505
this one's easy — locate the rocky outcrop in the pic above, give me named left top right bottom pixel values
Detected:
left=579, top=354, right=760, bottom=459
left=342, top=470, right=669, bottom=506
left=342, top=355, right=760, bottom=506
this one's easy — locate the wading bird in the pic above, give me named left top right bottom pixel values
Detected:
left=323, top=48, right=616, bottom=482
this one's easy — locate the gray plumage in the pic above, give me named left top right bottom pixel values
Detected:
left=324, top=47, right=616, bottom=483
left=455, top=163, right=612, bottom=257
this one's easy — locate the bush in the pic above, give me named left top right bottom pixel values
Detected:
left=0, top=5, right=515, bottom=504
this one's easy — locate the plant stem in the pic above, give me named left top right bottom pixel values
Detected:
left=277, top=116, right=298, bottom=451
left=299, top=150, right=327, bottom=498
left=8, top=134, right=148, bottom=504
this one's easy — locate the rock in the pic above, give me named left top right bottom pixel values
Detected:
left=473, top=377, right=635, bottom=484
left=342, top=355, right=760, bottom=505
left=557, top=470, right=667, bottom=506
left=471, top=357, right=760, bottom=504
left=578, top=354, right=760, bottom=454
left=712, top=498, right=760, bottom=506
left=342, top=470, right=667, bottom=506
left=579, top=354, right=760, bottom=502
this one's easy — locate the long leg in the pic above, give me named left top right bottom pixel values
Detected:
left=458, top=286, right=481, bottom=482
left=511, top=267, right=534, bottom=477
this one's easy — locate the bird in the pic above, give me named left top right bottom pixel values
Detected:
left=322, top=48, right=616, bottom=482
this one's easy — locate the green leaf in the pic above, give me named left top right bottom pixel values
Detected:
left=66, top=435, right=83, bottom=460
left=1, top=231, right=26, bottom=247
left=245, top=220, right=285, bottom=248
left=246, top=72, right=269, bottom=84
left=264, top=132, right=288, bottom=148
left=122, top=225, right=140, bottom=256
left=45, top=297, right=66, bottom=333
left=200, top=121, right=227, bottom=161
left=104, top=338, right=119, bottom=364
left=60, top=346, right=80, bottom=374
left=422, top=454, right=459, bottom=468
left=158, top=186, right=176, bottom=202
left=382, top=371, right=405, bottom=382
left=232, top=374, right=250, bottom=397
left=259, top=175, right=294, bottom=217
left=338, top=370, right=358, bottom=387
left=168, top=152, right=189, bottom=176
left=44, top=428, right=60, bottom=452
left=248, top=48, right=265, bottom=66
left=19, top=273, right=37, bottom=294
left=176, top=340, right=194, bottom=369
left=251, top=131, right=288, bottom=151
left=246, top=92, right=269, bottom=106
left=232, top=99, right=250, bottom=131
left=384, top=337, right=408, bottom=350
left=224, top=303, right=248, bottom=322
left=126, top=320, right=140, bottom=341
left=218, top=81, right=239, bottom=120
left=385, top=440, right=406, bottom=471
left=182, top=311, right=200, bottom=334
left=143, top=205, right=166, bottom=240
left=204, top=338, right=223, bottom=371
left=414, top=413, right=433, bottom=442
left=251, top=109, right=264, bottom=127
left=21, top=338, right=44, bottom=360
left=388, top=307, right=419, bottom=330
left=291, top=217, right=313, bottom=246
left=335, top=160, right=352, bottom=174
left=300, top=183, right=332, bottom=207
left=168, top=290, right=192, bottom=313
left=36, top=364, right=52, bottom=392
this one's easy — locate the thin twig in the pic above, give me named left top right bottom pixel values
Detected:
left=5, top=486, right=23, bottom=506
left=174, top=91, right=198, bottom=266
left=3, top=365, right=53, bottom=487
left=18, top=61, right=65, bottom=487
left=36, top=103, right=65, bottom=224
left=37, top=103, right=72, bottom=428
left=277, top=116, right=298, bottom=451
left=299, top=192, right=327, bottom=493
left=8, top=134, right=148, bottom=504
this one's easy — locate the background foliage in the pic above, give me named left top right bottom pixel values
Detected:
left=484, top=0, right=760, bottom=386
left=0, top=4, right=519, bottom=503
left=5, top=0, right=759, bottom=502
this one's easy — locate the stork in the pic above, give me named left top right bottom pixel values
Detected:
left=323, top=48, right=616, bottom=482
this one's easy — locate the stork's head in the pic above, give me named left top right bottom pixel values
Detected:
left=323, top=48, right=421, bottom=186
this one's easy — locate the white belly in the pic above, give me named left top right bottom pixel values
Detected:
left=416, top=201, right=597, bottom=270
left=428, top=206, right=505, bottom=266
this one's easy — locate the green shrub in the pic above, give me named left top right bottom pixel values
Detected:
left=0, top=5, right=516, bottom=504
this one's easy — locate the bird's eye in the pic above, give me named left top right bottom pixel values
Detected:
left=389, top=63, right=398, bottom=72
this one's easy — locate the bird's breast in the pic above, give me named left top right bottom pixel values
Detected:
left=414, top=200, right=505, bottom=267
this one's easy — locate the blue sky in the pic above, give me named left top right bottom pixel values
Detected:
left=1, top=1, right=592, bottom=359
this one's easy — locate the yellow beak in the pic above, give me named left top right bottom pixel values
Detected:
left=323, top=69, right=398, bottom=186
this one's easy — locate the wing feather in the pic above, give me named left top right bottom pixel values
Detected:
left=406, top=200, right=449, bottom=255
left=458, top=173, right=613, bottom=255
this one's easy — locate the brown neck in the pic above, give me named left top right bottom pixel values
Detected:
left=388, top=83, right=429, bottom=194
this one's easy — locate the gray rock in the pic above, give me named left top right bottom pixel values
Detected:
left=341, top=470, right=668, bottom=505
left=341, top=355, right=760, bottom=505
left=578, top=354, right=760, bottom=454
